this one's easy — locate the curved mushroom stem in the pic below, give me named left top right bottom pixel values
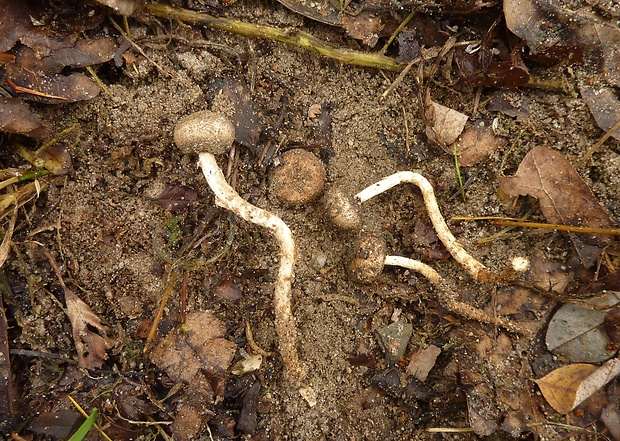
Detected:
left=198, top=152, right=306, bottom=382
left=356, top=171, right=529, bottom=283
left=384, top=255, right=442, bottom=285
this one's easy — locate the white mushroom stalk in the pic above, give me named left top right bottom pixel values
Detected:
left=198, top=154, right=305, bottom=381
left=174, top=110, right=306, bottom=382
left=346, top=233, right=532, bottom=336
left=384, top=255, right=441, bottom=285
left=355, top=171, right=529, bottom=283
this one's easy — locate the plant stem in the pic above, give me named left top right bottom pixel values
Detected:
left=144, top=3, right=407, bottom=71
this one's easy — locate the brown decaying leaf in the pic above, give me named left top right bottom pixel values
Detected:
left=38, top=145, right=72, bottom=175
left=487, top=91, right=532, bottom=121
left=341, top=12, right=384, bottom=47
left=3, top=38, right=117, bottom=103
left=528, top=250, right=570, bottom=294
left=455, top=124, right=504, bottom=166
left=536, top=358, right=620, bottom=414
left=579, top=83, right=620, bottom=141
left=0, top=0, right=106, bottom=54
left=157, top=184, right=198, bottom=211
left=498, top=146, right=616, bottom=266
left=149, top=311, right=236, bottom=383
left=27, top=410, right=83, bottom=439
left=65, top=288, right=115, bottom=369
left=504, top=0, right=620, bottom=87
left=406, top=345, right=441, bottom=381
left=171, top=376, right=215, bottom=441
left=604, top=307, right=620, bottom=349
left=579, top=268, right=620, bottom=294
left=210, top=77, right=262, bottom=153
left=0, top=96, right=47, bottom=138
left=424, top=100, right=468, bottom=147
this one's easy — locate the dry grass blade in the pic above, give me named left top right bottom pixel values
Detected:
left=0, top=207, right=18, bottom=269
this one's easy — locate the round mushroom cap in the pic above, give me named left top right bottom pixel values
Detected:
left=270, top=149, right=326, bottom=205
left=346, top=233, right=387, bottom=284
left=174, top=110, right=235, bottom=155
left=323, top=187, right=362, bottom=230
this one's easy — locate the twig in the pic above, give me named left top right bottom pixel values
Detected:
left=144, top=3, right=406, bottom=72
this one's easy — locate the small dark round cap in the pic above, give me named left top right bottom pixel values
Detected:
left=346, top=233, right=387, bottom=283
left=174, top=110, right=235, bottom=155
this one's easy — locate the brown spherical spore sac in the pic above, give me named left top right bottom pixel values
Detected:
left=174, top=110, right=235, bottom=155
left=347, top=233, right=387, bottom=283
left=270, top=149, right=326, bottom=205
left=323, top=187, right=362, bottom=230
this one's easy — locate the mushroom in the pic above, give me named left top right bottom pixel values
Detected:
left=346, top=233, right=441, bottom=285
left=174, top=110, right=306, bottom=381
left=346, top=233, right=531, bottom=335
left=270, top=148, right=326, bottom=205
left=335, top=171, right=529, bottom=283
left=323, top=187, right=362, bottom=230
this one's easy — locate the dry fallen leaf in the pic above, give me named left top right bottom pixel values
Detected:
left=150, top=311, right=236, bottom=383
left=65, top=288, right=114, bottom=369
left=0, top=96, right=47, bottom=138
left=528, top=251, right=571, bottom=294
left=210, top=77, right=262, bottom=154
left=536, top=358, right=620, bottom=414
left=498, top=146, right=616, bottom=267
left=406, top=344, right=441, bottom=381
left=579, top=83, right=620, bottom=141
left=455, top=124, right=504, bottom=166
left=425, top=100, right=469, bottom=147
left=504, top=0, right=620, bottom=87
left=546, top=292, right=620, bottom=363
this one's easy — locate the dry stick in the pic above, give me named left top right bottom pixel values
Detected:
left=198, top=153, right=306, bottom=381
left=144, top=3, right=406, bottom=72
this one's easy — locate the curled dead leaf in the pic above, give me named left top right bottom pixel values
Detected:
left=65, top=289, right=114, bottom=369
left=150, top=311, right=236, bottom=383
left=536, top=358, right=620, bottom=414
left=424, top=101, right=468, bottom=147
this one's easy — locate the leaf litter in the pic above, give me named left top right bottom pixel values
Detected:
left=499, top=145, right=617, bottom=267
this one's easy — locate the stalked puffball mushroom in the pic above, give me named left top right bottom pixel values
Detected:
left=270, top=148, right=326, bottom=205
left=346, top=233, right=442, bottom=285
left=351, top=171, right=529, bottom=284
left=174, top=110, right=306, bottom=382
left=323, top=187, right=362, bottom=230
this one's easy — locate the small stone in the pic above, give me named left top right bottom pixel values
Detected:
left=270, top=149, right=326, bottom=205
left=376, top=321, right=413, bottom=362
left=174, top=110, right=235, bottom=155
